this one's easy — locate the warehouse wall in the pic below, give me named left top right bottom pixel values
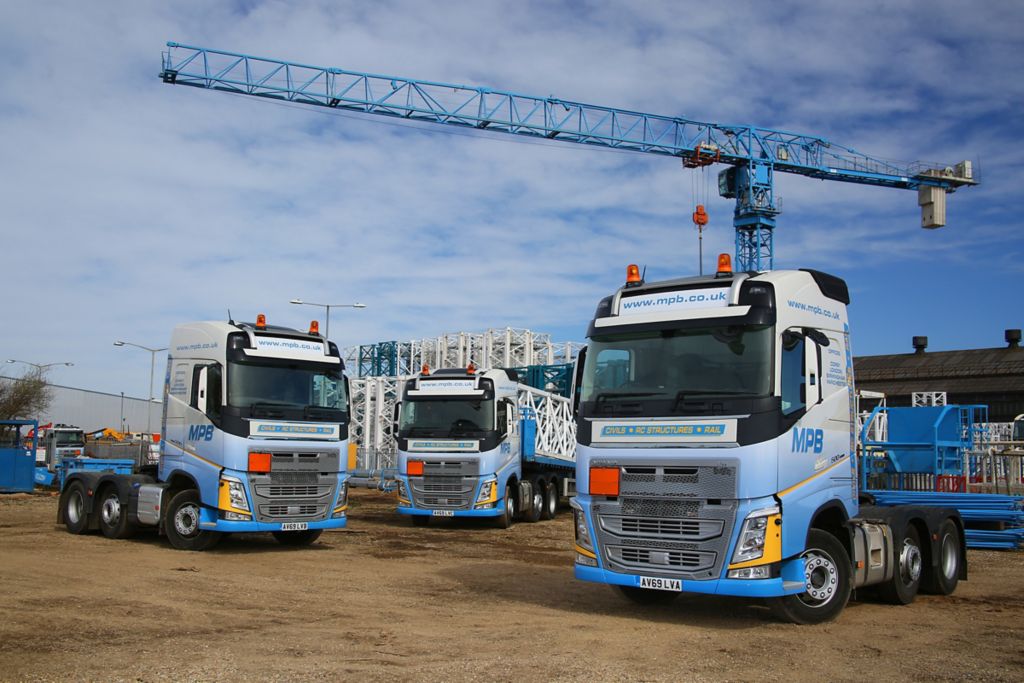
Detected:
left=2, top=377, right=163, bottom=435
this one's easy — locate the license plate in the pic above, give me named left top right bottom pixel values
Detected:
left=281, top=522, right=308, bottom=531
left=431, top=510, right=455, bottom=517
left=639, top=576, right=682, bottom=592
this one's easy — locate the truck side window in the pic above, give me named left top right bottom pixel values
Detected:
left=207, top=364, right=222, bottom=420
left=781, top=330, right=805, bottom=415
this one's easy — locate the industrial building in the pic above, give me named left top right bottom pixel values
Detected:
left=0, top=377, right=161, bottom=434
left=854, top=330, right=1024, bottom=422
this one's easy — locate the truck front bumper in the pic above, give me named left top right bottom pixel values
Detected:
left=397, top=504, right=501, bottom=518
left=574, top=561, right=806, bottom=598
left=198, top=507, right=347, bottom=532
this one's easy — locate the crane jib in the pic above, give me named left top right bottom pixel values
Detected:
left=160, top=42, right=977, bottom=272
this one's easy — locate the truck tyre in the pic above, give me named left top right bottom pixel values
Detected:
left=272, top=529, right=323, bottom=546
left=164, top=489, right=221, bottom=551
left=524, top=478, right=543, bottom=523
left=412, top=516, right=430, bottom=527
left=541, top=479, right=559, bottom=520
left=769, top=529, right=851, bottom=625
left=97, top=486, right=137, bottom=539
left=878, top=524, right=923, bottom=604
left=495, top=484, right=515, bottom=529
left=61, top=481, right=90, bottom=535
left=922, top=519, right=961, bottom=595
left=615, top=586, right=679, bottom=606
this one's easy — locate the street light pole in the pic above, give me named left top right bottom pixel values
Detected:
left=288, top=299, right=366, bottom=340
left=113, top=341, right=168, bottom=434
left=5, top=359, right=74, bottom=371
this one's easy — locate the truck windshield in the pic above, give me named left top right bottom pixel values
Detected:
left=227, top=361, right=348, bottom=418
left=54, top=431, right=85, bottom=447
left=398, top=398, right=495, bottom=437
left=581, top=325, right=772, bottom=412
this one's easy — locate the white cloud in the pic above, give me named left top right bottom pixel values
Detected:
left=1, top=0, right=1021, bottom=399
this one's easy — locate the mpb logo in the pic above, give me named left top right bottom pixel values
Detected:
left=792, top=427, right=823, bottom=454
left=188, top=424, right=214, bottom=441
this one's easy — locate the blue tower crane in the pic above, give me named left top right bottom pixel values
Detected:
left=160, top=42, right=976, bottom=271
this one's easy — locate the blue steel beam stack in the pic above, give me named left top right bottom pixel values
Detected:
left=868, top=491, right=1024, bottom=550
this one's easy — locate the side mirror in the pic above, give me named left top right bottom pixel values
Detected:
left=392, top=401, right=401, bottom=435
left=571, top=346, right=588, bottom=416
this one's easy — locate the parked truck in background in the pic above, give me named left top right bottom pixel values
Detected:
left=57, top=316, right=352, bottom=550
left=570, top=257, right=966, bottom=623
left=41, top=424, right=86, bottom=469
left=394, top=366, right=575, bottom=527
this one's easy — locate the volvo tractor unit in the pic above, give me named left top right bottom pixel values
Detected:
left=395, top=366, right=575, bottom=527
left=571, top=257, right=966, bottom=624
left=57, top=316, right=351, bottom=550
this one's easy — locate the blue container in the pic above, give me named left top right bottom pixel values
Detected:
left=0, top=420, right=38, bottom=493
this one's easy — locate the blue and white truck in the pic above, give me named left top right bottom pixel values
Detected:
left=58, top=316, right=351, bottom=550
left=394, top=367, right=575, bottom=527
left=571, top=258, right=966, bottom=623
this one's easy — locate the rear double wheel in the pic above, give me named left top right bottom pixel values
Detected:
left=97, top=486, right=137, bottom=539
left=541, top=479, right=559, bottom=520
left=922, top=519, right=961, bottom=595
left=878, top=524, right=923, bottom=604
left=61, top=481, right=90, bottom=535
left=524, top=478, right=544, bottom=523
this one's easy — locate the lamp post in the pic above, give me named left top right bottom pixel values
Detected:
left=288, top=299, right=366, bottom=340
left=6, top=359, right=74, bottom=371
left=113, top=341, right=167, bottom=434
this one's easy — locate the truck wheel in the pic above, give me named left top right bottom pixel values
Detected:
left=541, top=479, right=559, bottom=520
left=412, top=516, right=430, bottom=527
left=272, top=529, right=323, bottom=546
left=524, top=478, right=543, bottom=523
left=922, top=519, right=961, bottom=595
left=61, top=481, right=90, bottom=535
left=769, top=529, right=851, bottom=625
left=97, top=486, right=137, bottom=539
left=495, top=484, right=515, bottom=529
left=878, top=524, right=923, bottom=604
left=164, top=489, right=221, bottom=551
left=615, top=586, right=679, bottom=606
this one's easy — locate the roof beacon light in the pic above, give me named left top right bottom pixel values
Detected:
left=308, top=320, right=320, bottom=335
left=625, top=263, right=643, bottom=287
left=466, top=362, right=476, bottom=375
left=256, top=313, right=267, bottom=329
left=716, top=253, right=733, bottom=278
left=421, top=363, right=430, bottom=375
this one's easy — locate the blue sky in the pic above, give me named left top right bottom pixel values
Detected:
left=1, top=1, right=1022, bottom=399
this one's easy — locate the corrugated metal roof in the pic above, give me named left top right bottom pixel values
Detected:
left=854, top=347, right=1024, bottom=385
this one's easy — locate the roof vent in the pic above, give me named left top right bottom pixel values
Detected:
left=1006, top=329, right=1022, bottom=349
left=912, top=336, right=928, bottom=354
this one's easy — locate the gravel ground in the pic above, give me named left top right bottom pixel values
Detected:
left=1, top=489, right=1022, bottom=682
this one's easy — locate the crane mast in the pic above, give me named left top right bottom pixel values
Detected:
left=160, top=42, right=976, bottom=271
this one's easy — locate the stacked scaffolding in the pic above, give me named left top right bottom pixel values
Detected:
left=350, top=328, right=583, bottom=378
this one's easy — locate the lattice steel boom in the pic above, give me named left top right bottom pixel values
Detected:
left=161, top=42, right=977, bottom=271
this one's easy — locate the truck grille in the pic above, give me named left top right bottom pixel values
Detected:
left=247, top=447, right=340, bottom=522
left=608, top=545, right=716, bottom=572
left=600, top=515, right=724, bottom=541
left=410, top=475, right=476, bottom=510
left=590, top=459, right=738, bottom=581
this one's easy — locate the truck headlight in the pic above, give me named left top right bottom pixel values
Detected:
left=219, top=475, right=250, bottom=512
left=574, top=508, right=594, bottom=552
left=337, top=481, right=348, bottom=507
left=476, top=479, right=497, bottom=504
left=731, top=506, right=779, bottom=564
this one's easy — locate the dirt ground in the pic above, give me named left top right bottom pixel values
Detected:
left=1, top=490, right=1022, bottom=682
